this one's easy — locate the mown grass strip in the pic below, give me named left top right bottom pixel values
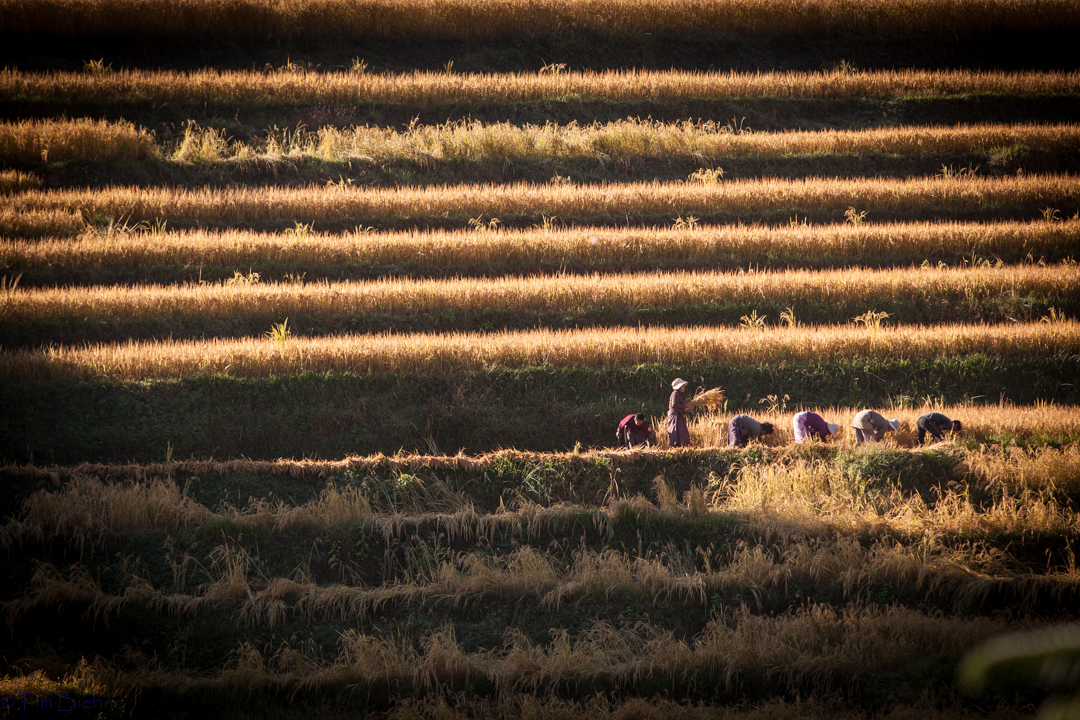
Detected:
left=4, top=0, right=1079, bottom=37
left=5, top=175, right=1079, bottom=234
left=3, top=322, right=1076, bottom=381
left=4, top=68, right=1078, bottom=107
left=3, top=265, right=1076, bottom=347
left=8, top=221, right=1078, bottom=285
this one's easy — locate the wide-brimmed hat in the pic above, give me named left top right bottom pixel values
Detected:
left=827, top=423, right=840, bottom=435
left=889, top=418, right=901, bottom=432
left=671, top=378, right=689, bottom=390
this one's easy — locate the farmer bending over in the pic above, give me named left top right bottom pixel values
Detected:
left=616, top=413, right=651, bottom=449
left=917, top=412, right=962, bottom=445
left=793, top=411, right=839, bottom=444
left=851, top=409, right=900, bottom=445
left=728, top=415, right=774, bottom=448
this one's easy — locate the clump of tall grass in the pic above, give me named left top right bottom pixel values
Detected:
left=0, top=207, right=83, bottom=238
left=168, top=122, right=229, bottom=164
left=0, top=168, right=41, bottom=193
left=0, top=118, right=157, bottom=165
left=0, top=475, right=211, bottom=552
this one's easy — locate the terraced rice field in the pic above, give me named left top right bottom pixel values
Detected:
left=1, top=2, right=1079, bottom=718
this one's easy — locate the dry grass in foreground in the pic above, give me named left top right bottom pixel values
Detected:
left=1, top=321, right=1076, bottom=381
left=4, top=175, right=1079, bottom=233
left=3, top=0, right=1079, bottom=36
left=5, top=440, right=1079, bottom=546
left=4, top=264, right=1075, bottom=328
left=8, top=533, right=1077, bottom=628
left=3, top=68, right=1078, bottom=108
left=7, top=220, right=1077, bottom=276
left=0, top=604, right=1032, bottom=710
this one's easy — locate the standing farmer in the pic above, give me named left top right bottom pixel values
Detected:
left=667, top=378, right=691, bottom=448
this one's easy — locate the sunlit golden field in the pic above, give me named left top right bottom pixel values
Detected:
left=4, top=6, right=1080, bottom=718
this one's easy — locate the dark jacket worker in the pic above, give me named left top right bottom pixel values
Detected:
left=616, top=413, right=651, bottom=449
left=917, top=412, right=962, bottom=445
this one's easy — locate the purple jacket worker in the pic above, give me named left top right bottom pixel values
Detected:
left=793, top=411, right=840, bottom=443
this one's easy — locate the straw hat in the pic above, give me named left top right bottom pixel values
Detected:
left=671, top=378, right=689, bottom=390
left=827, top=423, right=840, bottom=435
left=889, top=419, right=901, bottom=432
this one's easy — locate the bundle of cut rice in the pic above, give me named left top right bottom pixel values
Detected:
left=686, top=386, right=726, bottom=412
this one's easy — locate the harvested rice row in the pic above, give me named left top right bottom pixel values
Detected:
left=5, top=118, right=1078, bottom=166
left=3, top=0, right=1079, bottom=37
left=3, top=322, right=1076, bottom=381
left=8, top=221, right=1078, bottom=284
left=5, top=264, right=1075, bottom=329
left=3, top=68, right=1078, bottom=107
left=5, top=175, right=1078, bottom=233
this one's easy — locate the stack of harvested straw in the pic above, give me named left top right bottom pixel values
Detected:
left=686, top=387, right=726, bottom=412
